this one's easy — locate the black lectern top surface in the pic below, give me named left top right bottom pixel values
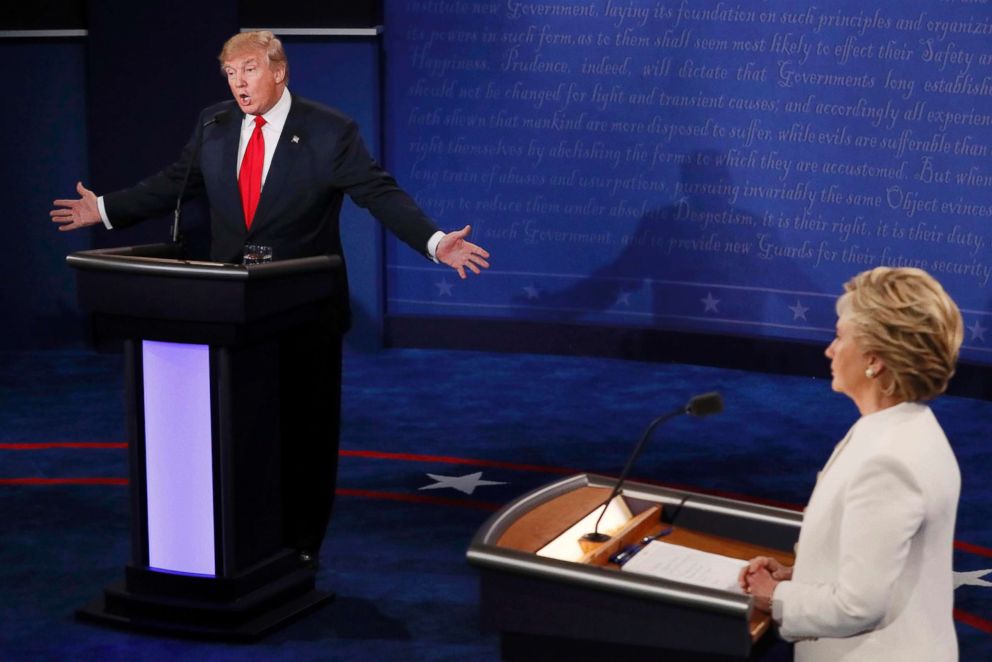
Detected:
left=66, top=242, right=341, bottom=281
left=67, top=243, right=345, bottom=342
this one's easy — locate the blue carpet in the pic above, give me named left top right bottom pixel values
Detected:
left=1, top=348, right=990, bottom=660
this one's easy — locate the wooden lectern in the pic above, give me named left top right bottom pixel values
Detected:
left=467, top=473, right=801, bottom=659
left=67, top=242, right=343, bottom=640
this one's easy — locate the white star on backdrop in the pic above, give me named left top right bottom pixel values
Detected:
left=435, top=277, right=453, bottom=297
left=419, top=472, right=506, bottom=495
left=522, top=284, right=540, bottom=300
left=788, top=300, right=809, bottom=321
left=968, top=319, right=987, bottom=342
left=701, top=292, right=720, bottom=313
left=615, top=291, right=632, bottom=307
left=954, top=568, right=992, bottom=589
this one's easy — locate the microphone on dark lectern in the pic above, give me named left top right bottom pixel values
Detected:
left=582, top=392, right=724, bottom=543
left=170, top=110, right=231, bottom=245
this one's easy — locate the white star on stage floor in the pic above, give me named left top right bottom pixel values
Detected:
left=788, top=300, right=809, bottom=321
left=419, top=472, right=507, bottom=495
left=954, top=568, right=992, bottom=590
left=968, top=318, right=987, bottom=342
left=435, top=277, right=453, bottom=297
left=701, top=292, right=720, bottom=313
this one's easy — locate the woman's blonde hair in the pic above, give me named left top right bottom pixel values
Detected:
left=218, top=31, right=288, bottom=80
left=837, top=267, right=963, bottom=401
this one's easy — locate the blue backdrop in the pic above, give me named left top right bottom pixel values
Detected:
left=7, top=2, right=992, bottom=367
left=3, top=40, right=89, bottom=349
left=382, top=0, right=992, bottom=364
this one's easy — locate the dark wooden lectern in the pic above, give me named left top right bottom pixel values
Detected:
left=67, top=242, right=344, bottom=640
left=468, top=473, right=802, bottom=659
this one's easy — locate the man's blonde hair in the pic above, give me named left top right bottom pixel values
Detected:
left=837, top=267, right=963, bottom=401
left=218, top=31, right=288, bottom=79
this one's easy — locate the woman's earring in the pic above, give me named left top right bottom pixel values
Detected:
left=865, top=366, right=876, bottom=378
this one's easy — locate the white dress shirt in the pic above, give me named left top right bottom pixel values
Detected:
left=236, top=86, right=293, bottom=187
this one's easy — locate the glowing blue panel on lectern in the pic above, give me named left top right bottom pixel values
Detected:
left=142, top=340, right=215, bottom=576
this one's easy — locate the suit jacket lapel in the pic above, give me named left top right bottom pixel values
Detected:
left=249, top=101, right=304, bottom=234
left=217, top=112, right=245, bottom=231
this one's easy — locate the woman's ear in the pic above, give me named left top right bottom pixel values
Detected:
left=866, top=355, right=885, bottom=378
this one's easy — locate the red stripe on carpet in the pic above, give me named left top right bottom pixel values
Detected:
left=955, top=540, right=992, bottom=559
left=0, top=480, right=499, bottom=509
left=335, top=488, right=501, bottom=511
left=0, top=477, right=128, bottom=485
left=3, top=445, right=989, bottom=560
left=339, top=449, right=576, bottom=475
left=339, top=450, right=806, bottom=511
left=635, top=477, right=806, bottom=512
left=954, top=608, right=992, bottom=635
left=0, top=442, right=128, bottom=450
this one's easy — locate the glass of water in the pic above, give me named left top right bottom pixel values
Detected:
left=242, top=244, right=273, bottom=265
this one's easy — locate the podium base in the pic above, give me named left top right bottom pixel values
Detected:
left=76, top=565, right=333, bottom=641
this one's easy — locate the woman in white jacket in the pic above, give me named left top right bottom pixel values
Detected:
left=740, top=267, right=964, bottom=661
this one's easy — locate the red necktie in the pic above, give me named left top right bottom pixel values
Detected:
left=238, top=115, right=266, bottom=229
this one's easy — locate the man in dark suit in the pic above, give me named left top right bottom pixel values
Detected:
left=51, top=31, right=490, bottom=564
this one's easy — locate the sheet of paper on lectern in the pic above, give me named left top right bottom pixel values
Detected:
left=620, top=541, right=748, bottom=593
left=536, top=496, right=632, bottom=562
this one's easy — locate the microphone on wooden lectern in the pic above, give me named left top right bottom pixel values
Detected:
left=582, top=392, right=724, bottom=543
left=170, top=110, right=231, bottom=246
